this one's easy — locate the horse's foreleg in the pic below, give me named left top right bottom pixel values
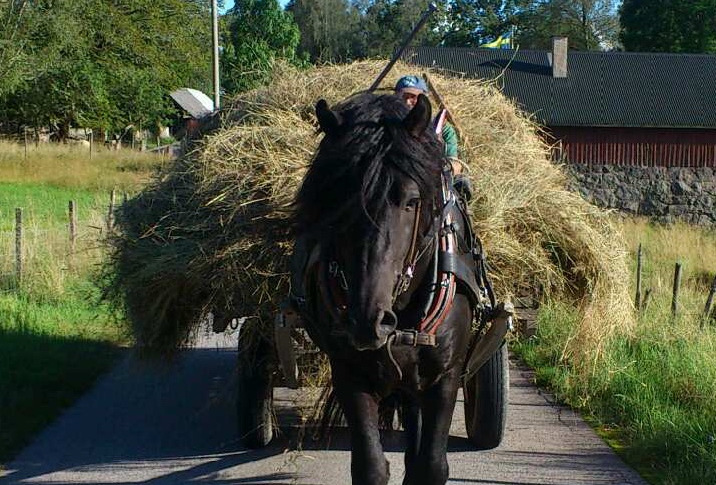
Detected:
left=334, top=382, right=389, bottom=485
left=402, top=397, right=422, bottom=476
left=403, top=375, right=460, bottom=485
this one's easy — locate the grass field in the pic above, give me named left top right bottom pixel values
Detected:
left=514, top=219, right=716, bottom=485
left=0, top=142, right=157, bottom=463
left=0, top=140, right=166, bottom=191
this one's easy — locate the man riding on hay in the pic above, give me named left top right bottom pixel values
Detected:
left=394, top=75, right=472, bottom=201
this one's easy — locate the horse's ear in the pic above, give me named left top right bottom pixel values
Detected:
left=316, top=99, right=342, bottom=136
left=403, top=93, right=432, bottom=138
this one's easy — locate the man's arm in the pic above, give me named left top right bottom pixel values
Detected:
left=442, top=123, right=458, bottom=159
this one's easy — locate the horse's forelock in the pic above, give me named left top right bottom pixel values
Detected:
left=293, top=93, right=443, bottom=236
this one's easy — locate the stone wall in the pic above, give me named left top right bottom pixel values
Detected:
left=567, top=164, right=716, bottom=225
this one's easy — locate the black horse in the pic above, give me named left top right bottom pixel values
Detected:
left=291, top=92, right=491, bottom=485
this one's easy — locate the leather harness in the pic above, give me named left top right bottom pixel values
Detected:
left=316, top=170, right=483, bottom=347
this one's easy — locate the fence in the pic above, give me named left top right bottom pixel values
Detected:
left=634, top=242, right=716, bottom=327
left=3, top=192, right=121, bottom=287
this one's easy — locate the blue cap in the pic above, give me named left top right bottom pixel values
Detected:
left=394, top=75, right=428, bottom=94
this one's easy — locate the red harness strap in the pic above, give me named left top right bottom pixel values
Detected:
left=417, top=211, right=458, bottom=336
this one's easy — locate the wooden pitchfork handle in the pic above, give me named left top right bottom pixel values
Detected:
left=422, top=72, right=464, bottom=141
left=369, top=3, right=437, bottom=92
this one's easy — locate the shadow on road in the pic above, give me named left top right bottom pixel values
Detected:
left=1, top=346, right=648, bottom=485
left=1, top=347, right=289, bottom=484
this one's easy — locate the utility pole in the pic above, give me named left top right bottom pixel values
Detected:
left=211, top=0, right=220, bottom=111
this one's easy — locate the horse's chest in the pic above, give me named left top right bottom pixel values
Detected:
left=383, top=347, right=449, bottom=393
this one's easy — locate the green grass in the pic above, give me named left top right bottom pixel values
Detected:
left=0, top=148, right=148, bottom=464
left=0, top=288, right=129, bottom=462
left=513, top=220, right=716, bottom=485
left=0, top=140, right=165, bottom=191
left=0, top=182, right=108, bottom=231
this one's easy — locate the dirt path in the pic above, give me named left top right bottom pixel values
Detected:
left=0, top=329, right=647, bottom=485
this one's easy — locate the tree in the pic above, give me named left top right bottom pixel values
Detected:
left=221, top=0, right=301, bottom=93
left=443, top=0, right=529, bottom=47
left=0, top=0, right=33, bottom=97
left=288, top=0, right=363, bottom=62
left=361, top=0, right=448, bottom=58
left=620, top=0, right=716, bottom=53
left=1, top=0, right=212, bottom=138
left=516, top=0, right=619, bottom=50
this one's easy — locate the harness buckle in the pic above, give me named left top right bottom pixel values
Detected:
left=328, top=261, right=339, bottom=277
left=403, top=329, right=420, bottom=347
left=329, top=261, right=349, bottom=290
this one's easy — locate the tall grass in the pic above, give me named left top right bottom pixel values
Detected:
left=0, top=141, right=166, bottom=191
left=515, top=219, right=716, bottom=485
left=0, top=184, right=112, bottom=300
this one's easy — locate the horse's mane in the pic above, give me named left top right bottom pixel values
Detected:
left=293, top=92, right=444, bottom=236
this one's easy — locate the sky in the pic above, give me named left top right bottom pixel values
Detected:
left=222, top=0, right=290, bottom=12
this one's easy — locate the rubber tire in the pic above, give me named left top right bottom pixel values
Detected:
left=237, top=341, right=274, bottom=448
left=463, top=341, right=509, bottom=450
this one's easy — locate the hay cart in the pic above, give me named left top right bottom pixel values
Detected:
left=235, top=298, right=514, bottom=451
left=233, top=2, right=514, bottom=452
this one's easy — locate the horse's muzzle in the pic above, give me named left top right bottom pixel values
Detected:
left=348, top=309, right=398, bottom=351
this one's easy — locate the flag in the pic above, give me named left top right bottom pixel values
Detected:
left=480, top=34, right=512, bottom=49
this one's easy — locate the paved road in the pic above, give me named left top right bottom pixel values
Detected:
left=1, top=328, right=648, bottom=485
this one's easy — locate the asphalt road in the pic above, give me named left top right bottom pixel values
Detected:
left=1, top=328, right=648, bottom=485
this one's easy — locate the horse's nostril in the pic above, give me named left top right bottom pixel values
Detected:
left=378, top=309, right=398, bottom=334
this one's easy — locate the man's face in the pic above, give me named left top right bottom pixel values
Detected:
left=397, top=88, right=424, bottom=108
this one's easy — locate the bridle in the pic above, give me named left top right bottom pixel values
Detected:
left=392, top=198, right=426, bottom=302
left=319, top=169, right=460, bottom=350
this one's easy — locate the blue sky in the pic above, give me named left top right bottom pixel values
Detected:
left=222, top=0, right=289, bottom=12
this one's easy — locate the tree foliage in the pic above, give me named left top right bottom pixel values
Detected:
left=221, top=0, right=301, bottom=93
left=620, top=0, right=716, bottom=53
left=0, top=0, right=212, bottom=137
left=443, top=0, right=528, bottom=47
left=282, top=0, right=620, bottom=57
left=287, top=0, right=362, bottom=62
left=361, top=0, right=447, bottom=57
left=516, top=0, right=619, bottom=50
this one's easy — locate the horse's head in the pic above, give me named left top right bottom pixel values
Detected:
left=294, top=92, right=445, bottom=351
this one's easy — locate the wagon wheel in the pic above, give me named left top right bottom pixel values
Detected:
left=237, top=336, right=274, bottom=448
left=463, top=341, right=509, bottom=450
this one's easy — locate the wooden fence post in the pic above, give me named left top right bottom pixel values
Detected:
left=635, top=243, right=643, bottom=311
left=23, top=128, right=28, bottom=161
left=15, top=208, right=23, bottom=283
left=671, top=262, right=682, bottom=318
left=69, top=200, right=77, bottom=252
left=89, top=131, right=93, bottom=160
left=703, top=275, right=716, bottom=328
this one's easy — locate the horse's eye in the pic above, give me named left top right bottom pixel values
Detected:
left=405, top=198, right=421, bottom=211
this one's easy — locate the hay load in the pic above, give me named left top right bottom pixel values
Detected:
left=107, top=60, right=633, bottom=366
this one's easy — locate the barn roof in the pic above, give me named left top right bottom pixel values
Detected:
left=170, top=88, right=214, bottom=119
left=403, top=46, right=716, bottom=129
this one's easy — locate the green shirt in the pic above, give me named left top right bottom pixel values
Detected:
left=442, top=122, right=458, bottom=158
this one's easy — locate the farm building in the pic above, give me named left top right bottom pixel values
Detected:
left=404, top=39, right=716, bottom=224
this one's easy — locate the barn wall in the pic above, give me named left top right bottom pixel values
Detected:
left=567, top=164, right=716, bottom=225
left=547, top=127, right=716, bottom=224
left=549, top=127, right=716, bottom=168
